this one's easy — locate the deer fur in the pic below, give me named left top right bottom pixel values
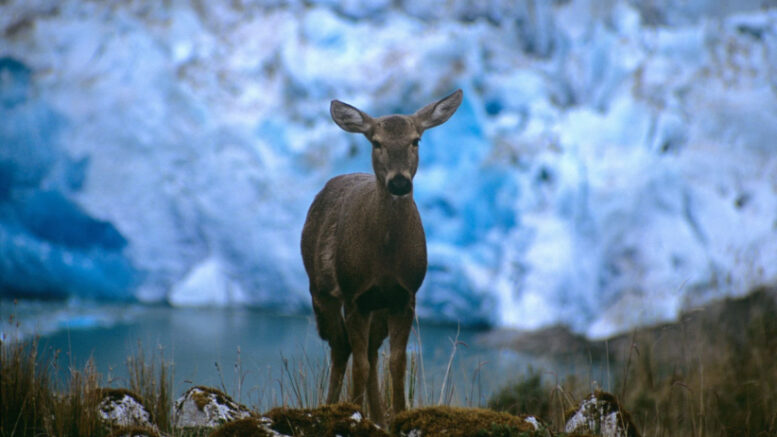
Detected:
left=300, top=89, right=463, bottom=425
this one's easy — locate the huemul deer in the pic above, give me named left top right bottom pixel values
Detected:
left=300, top=90, right=463, bottom=424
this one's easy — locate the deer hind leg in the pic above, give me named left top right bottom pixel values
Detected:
left=387, top=300, right=414, bottom=415
left=313, top=292, right=350, bottom=405
left=367, top=309, right=388, bottom=425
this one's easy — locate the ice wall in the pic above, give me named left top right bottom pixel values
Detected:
left=1, top=0, right=776, bottom=337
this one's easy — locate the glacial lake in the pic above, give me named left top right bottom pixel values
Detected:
left=1, top=299, right=603, bottom=412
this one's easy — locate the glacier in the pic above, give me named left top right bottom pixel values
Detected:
left=1, top=0, right=776, bottom=338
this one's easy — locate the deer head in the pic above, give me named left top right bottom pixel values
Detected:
left=330, top=89, right=463, bottom=197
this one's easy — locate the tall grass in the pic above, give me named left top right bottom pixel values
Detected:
left=273, top=318, right=481, bottom=419
left=612, top=288, right=777, bottom=436
left=1, top=325, right=52, bottom=436
left=0, top=331, right=105, bottom=436
left=487, top=287, right=777, bottom=436
left=6, top=289, right=775, bottom=436
left=126, top=342, right=173, bottom=431
left=0, top=315, right=173, bottom=437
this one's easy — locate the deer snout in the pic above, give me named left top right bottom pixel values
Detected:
left=387, top=173, right=412, bottom=197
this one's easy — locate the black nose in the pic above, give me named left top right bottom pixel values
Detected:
left=387, top=175, right=412, bottom=196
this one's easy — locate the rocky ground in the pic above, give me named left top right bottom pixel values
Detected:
left=6, top=287, right=774, bottom=436
left=97, top=384, right=636, bottom=437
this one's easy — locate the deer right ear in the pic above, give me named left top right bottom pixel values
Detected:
left=413, top=89, right=463, bottom=131
left=331, top=100, right=373, bottom=133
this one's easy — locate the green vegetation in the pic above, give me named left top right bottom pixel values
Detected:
left=488, top=369, right=550, bottom=420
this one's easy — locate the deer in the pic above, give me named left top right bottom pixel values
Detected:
left=300, top=89, right=463, bottom=425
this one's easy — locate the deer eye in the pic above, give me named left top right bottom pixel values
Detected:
left=412, top=139, right=420, bottom=147
left=371, top=140, right=382, bottom=149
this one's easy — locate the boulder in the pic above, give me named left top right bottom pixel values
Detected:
left=97, top=388, right=155, bottom=429
left=564, top=391, right=640, bottom=437
left=262, top=403, right=386, bottom=437
left=106, top=426, right=163, bottom=437
left=173, top=386, right=251, bottom=428
left=392, top=406, right=542, bottom=436
left=209, top=417, right=288, bottom=437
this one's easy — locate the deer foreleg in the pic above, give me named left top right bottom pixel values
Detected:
left=387, top=302, right=414, bottom=414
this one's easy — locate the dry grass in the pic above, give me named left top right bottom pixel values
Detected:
left=0, top=332, right=105, bottom=436
left=126, top=343, right=173, bottom=431
left=3, top=287, right=776, bottom=436
left=611, top=287, right=777, bottom=436
left=1, top=326, right=53, bottom=436
left=487, top=286, right=777, bottom=436
left=0, top=311, right=477, bottom=436
left=0, top=314, right=174, bottom=437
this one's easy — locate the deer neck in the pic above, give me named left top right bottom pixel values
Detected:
left=372, top=180, right=416, bottom=248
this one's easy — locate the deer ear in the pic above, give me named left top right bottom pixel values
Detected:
left=413, top=89, right=463, bottom=131
left=331, top=100, right=373, bottom=133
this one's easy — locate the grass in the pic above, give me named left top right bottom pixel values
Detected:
left=0, top=311, right=487, bottom=436
left=611, top=287, right=777, bottom=436
left=487, top=286, right=777, bottom=436
left=2, top=287, right=776, bottom=436
left=0, top=332, right=106, bottom=436
left=0, top=311, right=173, bottom=437
left=0, top=342, right=215, bottom=437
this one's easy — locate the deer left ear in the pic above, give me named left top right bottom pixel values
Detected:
left=331, top=100, right=374, bottom=134
left=412, top=89, right=463, bottom=131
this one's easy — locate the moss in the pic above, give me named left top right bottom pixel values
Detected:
left=209, top=418, right=277, bottom=437
left=187, top=386, right=234, bottom=412
left=105, top=425, right=161, bottom=437
left=391, top=406, right=540, bottom=437
left=264, top=402, right=387, bottom=437
left=175, top=427, right=213, bottom=437
left=98, top=388, right=144, bottom=404
left=96, top=388, right=147, bottom=413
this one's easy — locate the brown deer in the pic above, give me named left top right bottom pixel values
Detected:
left=300, top=90, right=463, bottom=425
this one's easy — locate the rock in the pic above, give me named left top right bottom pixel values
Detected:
left=173, top=386, right=251, bottom=428
left=564, top=391, right=640, bottom=437
left=106, top=426, right=163, bottom=437
left=392, top=406, right=542, bottom=436
left=262, top=403, right=386, bottom=437
left=97, top=388, right=156, bottom=429
left=209, top=417, right=288, bottom=437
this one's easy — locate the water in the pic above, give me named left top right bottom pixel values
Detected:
left=1, top=299, right=584, bottom=412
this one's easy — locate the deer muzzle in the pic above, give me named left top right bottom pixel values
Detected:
left=387, top=174, right=412, bottom=197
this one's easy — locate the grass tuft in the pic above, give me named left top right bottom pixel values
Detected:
left=1, top=314, right=175, bottom=437
left=0, top=333, right=52, bottom=436
left=126, top=343, right=173, bottom=431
